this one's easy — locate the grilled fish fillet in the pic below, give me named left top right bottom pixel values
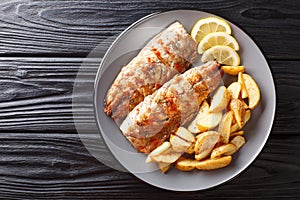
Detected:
left=104, top=22, right=197, bottom=124
left=120, top=61, right=222, bottom=154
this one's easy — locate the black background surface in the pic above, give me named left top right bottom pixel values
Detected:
left=0, top=0, right=299, bottom=199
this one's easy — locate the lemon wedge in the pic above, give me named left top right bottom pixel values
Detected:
left=201, top=45, right=240, bottom=66
left=198, top=32, right=239, bottom=54
left=191, top=17, right=231, bottom=43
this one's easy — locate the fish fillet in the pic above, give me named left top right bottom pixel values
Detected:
left=120, top=61, right=222, bottom=153
left=104, top=22, right=197, bottom=124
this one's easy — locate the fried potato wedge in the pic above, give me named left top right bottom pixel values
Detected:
left=209, top=86, right=230, bottom=113
left=170, top=134, right=191, bottom=152
left=176, top=156, right=233, bottom=171
left=230, top=130, right=244, bottom=138
left=230, top=136, right=246, bottom=152
left=221, top=65, right=245, bottom=76
left=230, top=122, right=239, bottom=134
left=230, top=110, right=251, bottom=133
left=187, top=118, right=200, bottom=134
left=227, top=82, right=241, bottom=99
left=187, top=101, right=209, bottom=134
left=175, top=127, right=195, bottom=142
left=245, top=109, right=252, bottom=122
left=242, top=73, right=261, bottom=109
left=238, top=72, right=249, bottom=99
left=196, top=110, right=223, bottom=132
left=150, top=148, right=182, bottom=164
left=194, top=131, right=220, bottom=161
left=146, top=142, right=170, bottom=163
left=230, top=99, right=246, bottom=128
left=158, top=162, right=171, bottom=174
left=218, top=111, right=234, bottom=144
left=211, top=143, right=237, bottom=158
left=185, top=141, right=195, bottom=154
left=196, top=156, right=232, bottom=170
left=170, top=134, right=193, bottom=152
left=170, top=127, right=195, bottom=153
left=175, top=157, right=199, bottom=171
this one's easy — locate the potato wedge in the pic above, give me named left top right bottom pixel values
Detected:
left=221, top=65, right=245, bottom=76
left=150, top=148, right=182, bottom=164
left=230, top=135, right=246, bottom=152
left=158, top=162, right=171, bottom=174
left=194, top=131, right=220, bottom=161
left=230, top=99, right=246, bottom=128
left=174, top=127, right=195, bottom=142
left=196, top=110, right=223, bottom=132
left=244, top=109, right=251, bottom=123
left=175, top=157, right=198, bottom=171
left=227, top=82, right=241, bottom=99
left=209, top=86, right=230, bottom=113
left=230, top=122, right=239, bottom=134
left=242, top=73, right=261, bottom=109
left=196, top=156, right=232, bottom=170
left=146, top=142, right=170, bottom=163
left=171, top=127, right=195, bottom=152
left=238, top=72, right=248, bottom=99
left=187, top=118, right=200, bottom=134
left=230, top=110, right=251, bottom=133
left=214, top=138, right=224, bottom=149
left=218, top=111, right=234, bottom=144
left=187, top=101, right=209, bottom=134
left=185, top=141, right=195, bottom=154
left=170, top=134, right=192, bottom=152
left=211, top=143, right=237, bottom=158
left=230, top=130, right=244, bottom=138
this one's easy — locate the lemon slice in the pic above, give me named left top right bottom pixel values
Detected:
left=191, top=17, right=231, bottom=43
left=201, top=45, right=240, bottom=66
left=198, top=32, right=239, bottom=54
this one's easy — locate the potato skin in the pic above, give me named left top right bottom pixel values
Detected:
left=176, top=156, right=232, bottom=171
left=209, top=86, right=230, bottom=112
left=218, top=111, right=234, bottom=144
left=230, top=99, right=246, bottom=128
left=227, top=82, right=241, bottom=99
left=196, top=156, right=232, bottom=170
left=242, top=73, right=261, bottom=109
left=194, top=131, right=220, bottom=161
left=175, top=157, right=198, bottom=171
left=159, top=163, right=171, bottom=174
left=230, top=136, right=246, bottom=151
left=211, top=144, right=237, bottom=158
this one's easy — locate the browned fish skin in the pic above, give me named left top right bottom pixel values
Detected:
left=120, top=61, right=222, bottom=154
left=104, top=22, right=197, bottom=124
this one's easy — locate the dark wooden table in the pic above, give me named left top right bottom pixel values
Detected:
left=0, top=0, right=299, bottom=199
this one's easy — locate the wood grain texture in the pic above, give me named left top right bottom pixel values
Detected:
left=0, top=58, right=299, bottom=198
left=0, top=58, right=299, bottom=134
left=0, top=0, right=299, bottom=59
left=0, top=0, right=299, bottom=198
left=0, top=57, right=100, bottom=132
left=0, top=133, right=299, bottom=199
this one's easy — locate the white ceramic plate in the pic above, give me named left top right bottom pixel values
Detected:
left=94, top=10, right=276, bottom=191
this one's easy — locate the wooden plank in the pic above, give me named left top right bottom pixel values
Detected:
left=0, top=57, right=100, bottom=132
left=272, top=60, right=300, bottom=135
left=0, top=132, right=299, bottom=198
left=0, top=58, right=299, bottom=134
left=0, top=0, right=299, bottom=59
